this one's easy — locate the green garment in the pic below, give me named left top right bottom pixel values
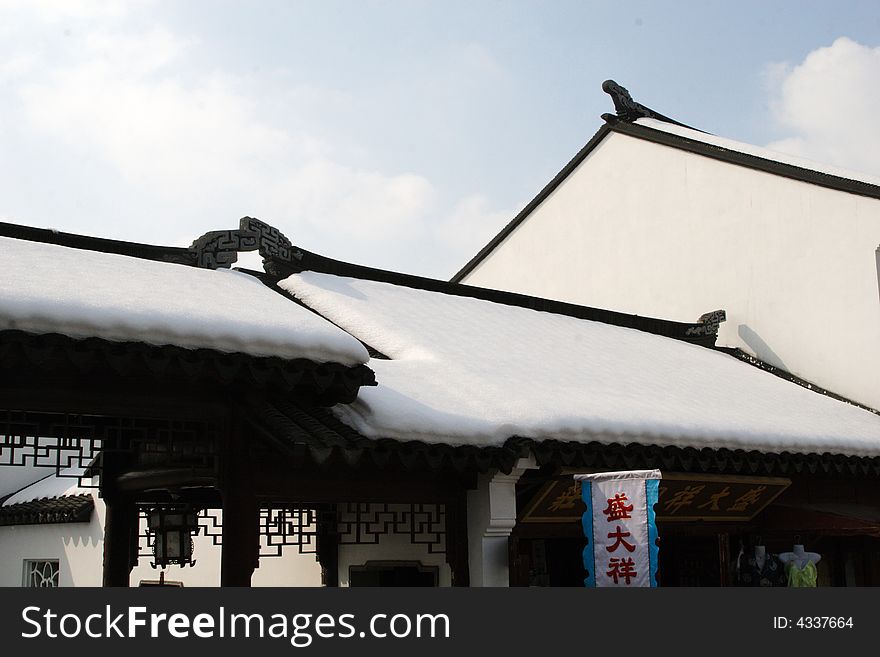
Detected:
left=785, top=560, right=818, bottom=587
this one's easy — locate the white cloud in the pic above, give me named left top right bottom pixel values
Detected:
left=0, top=53, right=36, bottom=79
left=433, top=194, right=514, bottom=254
left=0, top=13, right=513, bottom=277
left=19, top=62, right=292, bottom=190
left=764, top=37, right=880, bottom=177
left=270, top=160, right=438, bottom=243
left=0, top=0, right=148, bottom=22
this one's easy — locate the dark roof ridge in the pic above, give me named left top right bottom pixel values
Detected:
left=0, top=470, right=56, bottom=507
left=0, top=221, right=195, bottom=265
left=271, top=245, right=721, bottom=347
left=450, top=123, right=611, bottom=282
left=717, top=347, right=880, bottom=416
left=606, top=116, right=880, bottom=200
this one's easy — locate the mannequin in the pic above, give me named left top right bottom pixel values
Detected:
left=736, top=538, right=784, bottom=586
left=778, top=539, right=821, bottom=587
left=754, top=544, right=766, bottom=570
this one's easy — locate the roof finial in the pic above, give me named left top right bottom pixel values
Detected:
left=601, top=79, right=697, bottom=129
left=602, top=80, right=645, bottom=121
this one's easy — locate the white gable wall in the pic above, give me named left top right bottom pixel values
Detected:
left=463, top=132, right=880, bottom=410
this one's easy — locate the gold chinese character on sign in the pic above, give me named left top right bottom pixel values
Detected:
left=727, top=486, right=767, bottom=512
left=548, top=483, right=581, bottom=512
left=696, top=486, right=731, bottom=511
left=663, top=485, right=705, bottom=514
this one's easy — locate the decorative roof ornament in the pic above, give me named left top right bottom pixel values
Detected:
left=685, top=309, right=727, bottom=338
left=601, top=80, right=697, bottom=129
left=189, top=216, right=303, bottom=275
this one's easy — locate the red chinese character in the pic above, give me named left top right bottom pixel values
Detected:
left=606, top=526, right=636, bottom=553
left=607, top=557, right=638, bottom=585
left=602, top=493, right=634, bottom=521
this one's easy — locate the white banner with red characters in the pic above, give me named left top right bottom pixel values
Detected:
left=575, top=470, right=661, bottom=587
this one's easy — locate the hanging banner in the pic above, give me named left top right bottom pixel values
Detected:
left=575, top=470, right=661, bottom=587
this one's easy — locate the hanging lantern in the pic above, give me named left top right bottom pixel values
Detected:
left=146, top=505, right=199, bottom=568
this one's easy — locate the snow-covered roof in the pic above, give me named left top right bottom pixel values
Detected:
left=280, top=271, right=880, bottom=457
left=0, top=236, right=368, bottom=365
left=634, top=117, right=880, bottom=188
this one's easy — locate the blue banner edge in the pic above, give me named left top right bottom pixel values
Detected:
left=581, top=480, right=596, bottom=587
left=646, top=478, right=660, bottom=588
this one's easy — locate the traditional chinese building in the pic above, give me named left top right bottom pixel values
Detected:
left=2, top=218, right=880, bottom=586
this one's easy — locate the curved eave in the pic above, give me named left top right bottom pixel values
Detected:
left=529, top=439, right=880, bottom=479
left=247, top=398, right=880, bottom=478
left=0, top=330, right=376, bottom=406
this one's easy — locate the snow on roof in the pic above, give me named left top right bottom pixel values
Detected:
left=3, top=468, right=90, bottom=506
left=634, top=118, right=880, bottom=188
left=0, top=236, right=368, bottom=365
left=280, top=271, right=880, bottom=456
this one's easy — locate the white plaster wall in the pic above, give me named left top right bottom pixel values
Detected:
left=0, top=520, right=104, bottom=587
left=464, top=133, right=880, bottom=410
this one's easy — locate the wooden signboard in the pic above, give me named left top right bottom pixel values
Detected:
left=520, top=472, right=790, bottom=523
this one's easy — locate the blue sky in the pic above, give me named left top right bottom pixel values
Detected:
left=2, top=0, right=879, bottom=276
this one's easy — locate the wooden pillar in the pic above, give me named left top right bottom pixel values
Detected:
left=717, top=532, right=730, bottom=587
left=316, top=505, right=340, bottom=587
left=446, top=491, right=470, bottom=586
left=102, top=495, right=137, bottom=587
left=220, top=420, right=260, bottom=587
left=508, top=533, right=529, bottom=587
left=101, top=443, right=137, bottom=588
left=220, top=487, right=259, bottom=586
